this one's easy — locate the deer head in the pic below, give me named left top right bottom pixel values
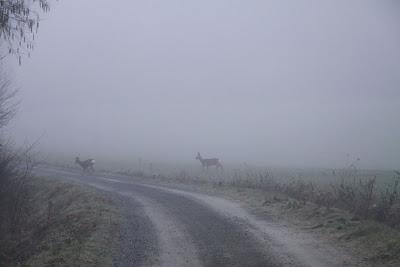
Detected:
left=196, top=152, right=202, bottom=161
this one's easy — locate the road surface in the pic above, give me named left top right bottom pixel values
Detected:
left=34, top=166, right=354, bottom=267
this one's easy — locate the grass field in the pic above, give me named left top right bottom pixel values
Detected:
left=43, top=157, right=400, bottom=266
left=48, top=155, right=400, bottom=226
left=105, top=160, right=400, bottom=228
left=122, top=163, right=400, bottom=266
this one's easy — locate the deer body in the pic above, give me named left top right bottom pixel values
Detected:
left=196, top=152, right=223, bottom=170
left=75, top=157, right=95, bottom=172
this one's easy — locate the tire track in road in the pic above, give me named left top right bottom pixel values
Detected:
left=85, top=180, right=278, bottom=266
left=119, top=191, right=203, bottom=267
left=124, top=184, right=279, bottom=267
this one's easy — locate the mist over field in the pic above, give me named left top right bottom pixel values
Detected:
left=6, top=0, right=400, bottom=169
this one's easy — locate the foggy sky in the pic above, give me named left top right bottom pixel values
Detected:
left=5, top=0, right=400, bottom=169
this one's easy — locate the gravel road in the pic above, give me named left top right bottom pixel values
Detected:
left=34, top=167, right=353, bottom=267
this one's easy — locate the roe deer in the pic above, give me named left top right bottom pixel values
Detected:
left=196, top=152, right=223, bottom=170
left=75, top=157, right=95, bottom=172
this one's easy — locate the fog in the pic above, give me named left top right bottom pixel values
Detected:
left=5, top=0, right=400, bottom=169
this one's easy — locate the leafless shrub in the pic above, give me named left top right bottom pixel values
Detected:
left=205, top=166, right=400, bottom=228
left=0, top=72, right=38, bottom=264
left=313, top=189, right=335, bottom=209
left=373, top=174, right=400, bottom=227
left=0, top=144, right=37, bottom=266
left=329, top=176, right=379, bottom=217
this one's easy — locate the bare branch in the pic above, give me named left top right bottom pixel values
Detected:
left=0, top=0, right=51, bottom=62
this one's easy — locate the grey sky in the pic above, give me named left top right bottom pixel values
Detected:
left=6, top=0, right=400, bottom=169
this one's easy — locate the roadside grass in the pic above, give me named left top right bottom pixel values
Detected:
left=1, top=176, right=121, bottom=267
left=121, top=166, right=400, bottom=266
left=138, top=167, right=400, bottom=229
left=264, top=194, right=400, bottom=266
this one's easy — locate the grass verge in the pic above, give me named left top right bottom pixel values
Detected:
left=1, top=176, right=121, bottom=267
left=130, top=172, right=400, bottom=266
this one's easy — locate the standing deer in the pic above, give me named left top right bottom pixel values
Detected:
left=75, top=157, right=95, bottom=172
left=196, top=152, right=223, bottom=170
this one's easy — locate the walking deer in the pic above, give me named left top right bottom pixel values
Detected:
left=196, top=152, right=223, bottom=170
left=75, top=157, right=95, bottom=172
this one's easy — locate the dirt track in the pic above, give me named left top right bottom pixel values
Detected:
left=34, top=167, right=358, bottom=267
